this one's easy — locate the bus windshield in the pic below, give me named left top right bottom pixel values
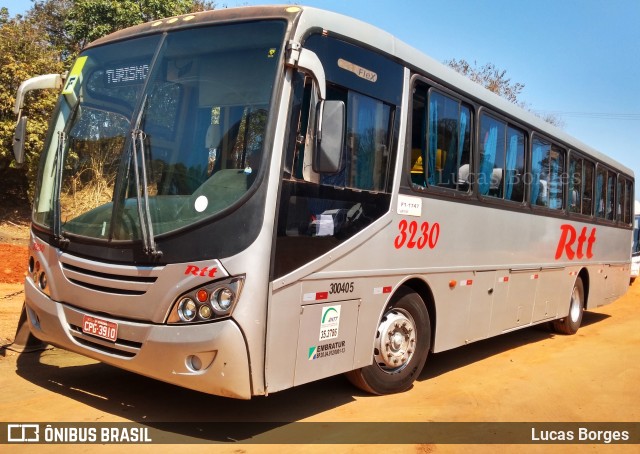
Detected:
left=33, top=20, right=285, bottom=243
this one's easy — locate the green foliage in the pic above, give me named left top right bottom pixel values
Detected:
left=0, top=12, right=64, bottom=198
left=0, top=0, right=215, bottom=202
left=67, top=0, right=214, bottom=48
left=446, top=58, right=564, bottom=127
left=446, top=58, right=525, bottom=104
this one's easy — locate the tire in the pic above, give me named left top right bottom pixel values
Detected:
left=346, top=287, right=430, bottom=394
left=552, top=277, right=585, bottom=335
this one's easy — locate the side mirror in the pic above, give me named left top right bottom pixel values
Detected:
left=13, top=116, right=27, bottom=167
left=314, top=100, right=345, bottom=174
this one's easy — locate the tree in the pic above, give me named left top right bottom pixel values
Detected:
left=446, top=58, right=564, bottom=127
left=0, top=11, right=65, bottom=199
left=67, top=0, right=215, bottom=49
left=0, top=0, right=216, bottom=203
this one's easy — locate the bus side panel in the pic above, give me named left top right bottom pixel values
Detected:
left=532, top=268, right=565, bottom=323
left=292, top=298, right=359, bottom=387
left=264, top=283, right=300, bottom=393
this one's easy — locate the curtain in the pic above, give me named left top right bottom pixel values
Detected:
left=595, top=172, right=604, bottom=217
left=456, top=108, right=468, bottom=189
left=479, top=124, right=498, bottom=195
left=549, top=157, right=562, bottom=209
left=530, top=141, right=544, bottom=205
left=427, top=97, right=438, bottom=186
left=505, top=133, right=518, bottom=200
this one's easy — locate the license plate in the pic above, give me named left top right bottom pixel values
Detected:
left=82, top=315, right=118, bottom=342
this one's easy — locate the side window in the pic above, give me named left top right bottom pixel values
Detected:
left=606, top=171, right=616, bottom=221
left=569, top=154, right=595, bottom=216
left=274, top=34, right=403, bottom=279
left=427, top=91, right=471, bottom=191
left=616, top=177, right=624, bottom=222
left=568, top=154, right=582, bottom=214
left=478, top=112, right=525, bottom=201
left=595, top=166, right=607, bottom=218
left=326, top=88, right=392, bottom=192
left=531, top=136, right=564, bottom=209
left=624, top=179, right=633, bottom=225
left=582, top=160, right=594, bottom=216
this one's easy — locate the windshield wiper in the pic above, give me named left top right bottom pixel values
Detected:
left=53, top=131, right=70, bottom=248
left=131, top=128, right=162, bottom=259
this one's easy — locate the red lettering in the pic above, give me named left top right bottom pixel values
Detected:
left=555, top=224, right=576, bottom=260
left=184, top=265, right=218, bottom=278
left=576, top=227, right=588, bottom=259
left=31, top=242, right=45, bottom=252
left=586, top=228, right=596, bottom=259
left=185, top=265, right=199, bottom=276
left=394, top=220, right=440, bottom=250
left=555, top=225, right=596, bottom=260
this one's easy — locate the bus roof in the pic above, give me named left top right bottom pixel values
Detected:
left=88, top=5, right=633, bottom=178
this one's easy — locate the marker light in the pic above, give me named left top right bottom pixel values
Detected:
left=199, top=304, right=213, bottom=320
left=196, top=289, right=208, bottom=303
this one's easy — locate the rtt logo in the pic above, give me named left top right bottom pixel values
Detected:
left=184, top=265, right=217, bottom=278
left=555, top=224, right=596, bottom=260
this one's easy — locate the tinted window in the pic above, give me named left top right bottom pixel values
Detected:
left=595, top=166, right=607, bottom=218
left=531, top=137, right=564, bottom=209
left=478, top=113, right=525, bottom=202
left=409, top=84, right=471, bottom=192
left=274, top=35, right=402, bottom=279
left=582, top=160, right=594, bottom=216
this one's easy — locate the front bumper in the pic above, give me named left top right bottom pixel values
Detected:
left=24, top=278, right=252, bottom=399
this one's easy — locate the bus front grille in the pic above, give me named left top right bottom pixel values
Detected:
left=59, top=255, right=162, bottom=296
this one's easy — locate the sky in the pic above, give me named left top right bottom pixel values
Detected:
left=5, top=0, right=640, bottom=199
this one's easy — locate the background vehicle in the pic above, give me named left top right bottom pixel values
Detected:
left=14, top=6, right=634, bottom=399
left=631, top=201, right=640, bottom=283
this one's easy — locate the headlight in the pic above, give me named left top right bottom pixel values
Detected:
left=211, top=287, right=234, bottom=313
left=167, top=276, right=244, bottom=324
left=177, top=298, right=197, bottom=322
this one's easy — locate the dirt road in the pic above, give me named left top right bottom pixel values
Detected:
left=1, top=276, right=639, bottom=452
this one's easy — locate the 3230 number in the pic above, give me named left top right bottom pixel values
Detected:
left=394, top=219, right=440, bottom=250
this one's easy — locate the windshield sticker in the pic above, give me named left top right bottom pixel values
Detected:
left=337, top=58, right=377, bottom=83
left=319, top=305, right=341, bottom=341
left=194, top=195, right=208, bottom=213
left=62, top=56, right=88, bottom=96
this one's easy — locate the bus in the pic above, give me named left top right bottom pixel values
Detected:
left=13, top=6, right=634, bottom=399
left=632, top=201, right=640, bottom=282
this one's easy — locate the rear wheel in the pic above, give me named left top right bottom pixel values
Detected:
left=552, top=277, right=584, bottom=335
left=346, top=287, right=430, bottom=394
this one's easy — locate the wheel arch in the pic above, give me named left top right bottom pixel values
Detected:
left=578, top=267, right=590, bottom=308
left=398, top=277, right=436, bottom=351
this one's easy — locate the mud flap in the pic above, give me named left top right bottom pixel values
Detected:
left=6, top=303, right=49, bottom=353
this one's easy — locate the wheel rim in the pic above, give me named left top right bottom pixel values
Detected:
left=569, top=285, right=582, bottom=322
left=374, top=308, right=417, bottom=373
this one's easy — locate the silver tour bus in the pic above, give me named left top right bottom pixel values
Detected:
left=14, top=6, right=634, bottom=399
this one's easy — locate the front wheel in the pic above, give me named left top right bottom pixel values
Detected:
left=346, top=287, right=430, bottom=394
left=552, top=277, right=585, bottom=335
